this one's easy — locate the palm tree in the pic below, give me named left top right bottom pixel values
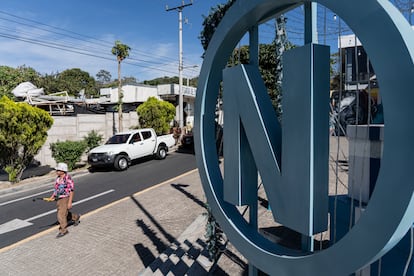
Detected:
left=111, top=40, right=131, bottom=132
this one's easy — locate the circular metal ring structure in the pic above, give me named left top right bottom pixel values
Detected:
left=194, top=0, right=414, bottom=275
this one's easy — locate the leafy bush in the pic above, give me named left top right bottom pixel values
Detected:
left=137, top=97, right=175, bottom=135
left=204, top=204, right=226, bottom=261
left=50, top=140, right=87, bottom=171
left=0, top=96, right=53, bottom=182
left=83, top=130, right=103, bottom=152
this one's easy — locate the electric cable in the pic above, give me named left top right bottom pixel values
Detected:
left=0, top=10, right=182, bottom=77
left=0, top=10, right=178, bottom=64
left=0, top=32, right=180, bottom=76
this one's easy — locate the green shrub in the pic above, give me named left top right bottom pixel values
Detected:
left=137, top=97, right=175, bottom=135
left=204, top=204, right=225, bottom=261
left=83, top=130, right=103, bottom=152
left=50, top=140, right=87, bottom=171
left=0, top=96, right=53, bottom=182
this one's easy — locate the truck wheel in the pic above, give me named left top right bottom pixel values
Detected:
left=114, top=155, right=128, bottom=171
left=156, top=146, right=167, bottom=160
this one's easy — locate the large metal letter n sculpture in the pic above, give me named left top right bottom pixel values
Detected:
left=223, top=43, right=329, bottom=236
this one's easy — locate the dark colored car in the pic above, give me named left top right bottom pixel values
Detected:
left=331, top=90, right=376, bottom=136
left=180, top=132, right=194, bottom=153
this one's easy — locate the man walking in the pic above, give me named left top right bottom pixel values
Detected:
left=49, top=162, right=80, bottom=238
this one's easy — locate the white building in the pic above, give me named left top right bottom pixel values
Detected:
left=99, top=83, right=197, bottom=128
left=100, top=84, right=160, bottom=103
left=338, top=34, right=373, bottom=91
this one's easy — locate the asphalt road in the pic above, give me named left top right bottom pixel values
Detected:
left=0, top=151, right=196, bottom=249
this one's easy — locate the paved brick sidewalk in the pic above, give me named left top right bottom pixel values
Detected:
left=0, top=169, right=248, bottom=276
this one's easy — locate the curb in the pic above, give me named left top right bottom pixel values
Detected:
left=0, top=146, right=182, bottom=197
left=0, top=169, right=90, bottom=197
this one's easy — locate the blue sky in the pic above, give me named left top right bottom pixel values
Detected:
left=0, top=0, right=226, bottom=81
left=0, top=1, right=410, bottom=83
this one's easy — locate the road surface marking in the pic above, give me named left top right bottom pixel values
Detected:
left=0, top=168, right=199, bottom=252
left=0, top=219, right=33, bottom=234
left=0, top=189, right=115, bottom=235
left=0, top=189, right=54, bottom=206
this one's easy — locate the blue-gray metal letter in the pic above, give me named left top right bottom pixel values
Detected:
left=223, top=43, right=329, bottom=236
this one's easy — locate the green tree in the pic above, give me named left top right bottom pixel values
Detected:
left=122, top=76, right=138, bottom=85
left=37, top=72, right=60, bottom=94
left=0, top=96, right=53, bottom=182
left=329, top=52, right=344, bottom=91
left=56, top=68, right=97, bottom=98
left=18, top=65, right=41, bottom=87
left=200, top=3, right=294, bottom=118
left=227, top=40, right=294, bottom=118
left=143, top=76, right=198, bottom=87
left=0, top=66, right=20, bottom=98
left=112, top=40, right=131, bottom=132
left=0, top=65, right=41, bottom=99
left=96, top=69, right=112, bottom=84
left=143, top=76, right=173, bottom=86
left=199, top=0, right=236, bottom=55
left=137, top=97, right=175, bottom=135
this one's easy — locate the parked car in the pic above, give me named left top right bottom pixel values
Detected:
left=88, top=128, right=175, bottom=171
left=181, top=132, right=194, bottom=149
left=331, top=90, right=376, bottom=136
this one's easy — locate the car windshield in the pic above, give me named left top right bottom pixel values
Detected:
left=105, top=134, right=130, bottom=144
left=339, top=96, right=355, bottom=111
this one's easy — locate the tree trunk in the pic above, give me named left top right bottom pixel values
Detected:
left=118, top=60, right=123, bottom=132
left=5, top=163, right=25, bottom=183
left=14, top=165, right=25, bottom=183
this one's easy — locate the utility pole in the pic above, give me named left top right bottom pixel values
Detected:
left=166, top=0, right=193, bottom=131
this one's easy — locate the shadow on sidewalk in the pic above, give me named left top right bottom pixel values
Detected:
left=221, top=248, right=248, bottom=273
left=135, top=219, right=163, bottom=267
left=130, top=195, right=174, bottom=267
left=170, top=183, right=205, bottom=209
left=130, top=184, right=215, bottom=274
left=130, top=196, right=175, bottom=244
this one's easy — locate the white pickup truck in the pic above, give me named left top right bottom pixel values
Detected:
left=87, top=128, right=175, bottom=170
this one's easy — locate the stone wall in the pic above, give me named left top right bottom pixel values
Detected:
left=35, top=112, right=139, bottom=167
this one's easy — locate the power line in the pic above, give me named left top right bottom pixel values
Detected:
left=0, top=9, right=180, bottom=73
left=0, top=10, right=112, bottom=48
left=0, top=32, right=180, bottom=76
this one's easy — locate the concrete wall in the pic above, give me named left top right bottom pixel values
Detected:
left=35, top=112, right=139, bottom=167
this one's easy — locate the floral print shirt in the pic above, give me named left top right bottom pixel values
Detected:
left=53, top=174, right=74, bottom=199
